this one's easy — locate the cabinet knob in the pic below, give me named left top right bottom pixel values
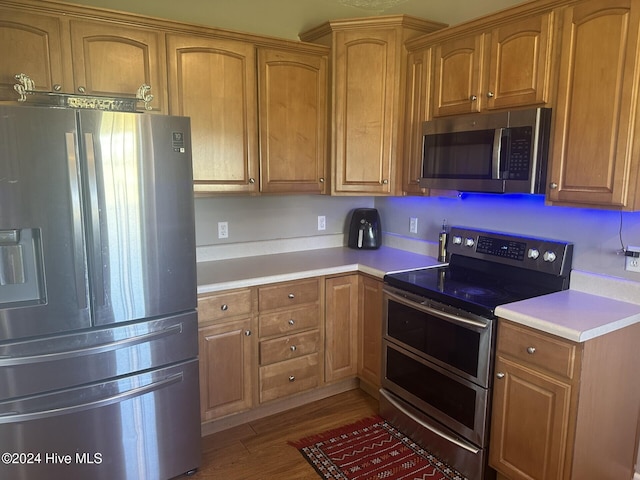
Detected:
left=487, top=91, right=495, bottom=98
left=288, top=319, right=295, bottom=326
left=288, top=293, right=295, bottom=299
left=549, top=182, right=558, bottom=189
left=470, top=95, right=478, bottom=101
left=220, top=304, right=228, bottom=311
left=526, top=346, right=536, bottom=355
left=249, top=178, right=255, bottom=184
left=244, top=330, right=251, bottom=336
left=288, top=375, right=295, bottom=382
left=53, top=84, right=62, bottom=92
left=290, top=345, right=297, bottom=352
left=496, top=372, right=505, bottom=379
left=78, top=86, right=86, bottom=93
left=319, top=177, right=325, bottom=183
left=382, top=179, right=389, bottom=185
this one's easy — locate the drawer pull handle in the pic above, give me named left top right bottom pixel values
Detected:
left=244, top=330, right=251, bottom=336
left=526, top=346, right=536, bottom=355
left=221, top=304, right=228, bottom=311
left=288, top=293, right=295, bottom=299
left=288, top=319, right=295, bottom=326
left=290, top=345, right=297, bottom=352
left=496, top=372, right=505, bottom=379
left=288, top=375, right=295, bottom=382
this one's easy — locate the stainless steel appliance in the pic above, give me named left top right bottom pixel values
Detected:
left=420, top=108, right=552, bottom=194
left=381, top=227, right=573, bottom=480
left=347, top=208, right=382, bottom=250
left=0, top=104, right=200, bottom=479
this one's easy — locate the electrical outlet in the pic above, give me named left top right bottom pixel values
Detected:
left=409, top=217, right=418, bottom=234
left=625, top=246, right=640, bottom=272
left=317, top=215, right=326, bottom=231
left=217, top=221, right=228, bottom=239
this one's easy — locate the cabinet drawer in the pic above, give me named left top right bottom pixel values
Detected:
left=258, top=305, right=319, bottom=337
left=258, top=279, right=319, bottom=311
left=259, top=330, right=320, bottom=366
left=198, top=289, right=253, bottom=323
left=497, top=321, right=578, bottom=379
left=259, top=353, right=319, bottom=403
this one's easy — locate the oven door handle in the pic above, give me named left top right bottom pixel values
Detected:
left=380, top=389, right=480, bottom=454
left=385, top=289, right=489, bottom=330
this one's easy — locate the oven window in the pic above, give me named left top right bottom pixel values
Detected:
left=387, top=299, right=480, bottom=377
left=386, top=347, right=476, bottom=429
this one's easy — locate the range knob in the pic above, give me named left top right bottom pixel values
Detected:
left=452, top=235, right=463, bottom=245
left=465, top=237, right=475, bottom=248
left=527, top=248, right=540, bottom=260
left=543, top=251, right=557, bottom=262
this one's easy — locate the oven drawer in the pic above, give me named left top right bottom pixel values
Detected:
left=259, top=330, right=320, bottom=365
left=497, top=321, right=577, bottom=379
left=259, top=353, right=320, bottom=403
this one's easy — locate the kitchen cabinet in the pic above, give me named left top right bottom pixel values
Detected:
left=0, top=7, right=71, bottom=100
left=357, top=275, right=383, bottom=394
left=167, top=34, right=260, bottom=195
left=198, top=288, right=256, bottom=422
left=0, top=5, right=166, bottom=111
left=489, top=320, right=640, bottom=480
left=257, top=48, right=329, bottom=194
left=301, top=16, right=445, bottom=196
left=257, top=279, right=323, bottom=402
left=429, top=11, right=555, bottom=117
left=68, top=20, right=167, bottom=112
left=325, top=275, right=359, bottom=382
left=547, top=0, right=640, bottom=210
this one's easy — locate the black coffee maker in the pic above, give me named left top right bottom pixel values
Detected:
left=347, top=208, right=381, bottom=250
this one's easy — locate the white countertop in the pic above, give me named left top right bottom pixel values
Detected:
left=495, top=289, right=640, bottom=342
left=197, top=245, right=640, bottom=343
left=197, top=246, right=442, bottom=294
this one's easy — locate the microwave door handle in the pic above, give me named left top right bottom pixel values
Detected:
left=492, top=128, right=504, bottom=179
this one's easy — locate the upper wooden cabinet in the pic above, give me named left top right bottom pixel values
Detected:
left=257, top=48, right=328, bottom=194
left=429, top=11, right=555, bottom=117
left=547, top=0, right=640, bottom=210
left=69, top=20, right=167, bottom=112
left=167, top=35, right=260, bottom=194
left=0, top=7, right=71, bottom=99
left=301, top=16, right=446, bottom=196
left=0, top=6, right=166, bottom=111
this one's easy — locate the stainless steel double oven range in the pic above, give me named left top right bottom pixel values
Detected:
left=381, top=227, right=573, bottom=479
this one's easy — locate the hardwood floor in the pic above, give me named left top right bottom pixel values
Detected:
left=188, top=389, right=378, bottom=479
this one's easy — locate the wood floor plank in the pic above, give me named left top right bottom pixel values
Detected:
left=188, top=388, right=378, bottom=479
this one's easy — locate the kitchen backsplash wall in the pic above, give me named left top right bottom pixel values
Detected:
left=195, top=193, right=640, bottom=283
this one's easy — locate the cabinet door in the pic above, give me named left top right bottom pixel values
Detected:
left=257, top=48, right=328, bottom=194
left=167, top=35, right=259, bottom=194
left=489, top=355, right=572, bottom=480
left=199, top=318, right=254, bottom=421
left=357, top=276, right=383, bottom=390
left=325, top=275, right=358, bottom=382
left=403, top=48, right=431, bottom=195
left=486, top=12, right=554, bottom=110
left=432, top=33, right=484, bottom=117
left=69, top=20, right=167, bottom=112
left=548, top=0, right=640, bottom=208
left=0, top=8, right=71, bottom=99
left=332, top=29, right=398, bottom=194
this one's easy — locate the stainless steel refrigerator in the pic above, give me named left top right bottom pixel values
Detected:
left=0, top=104, right=201, bottom=479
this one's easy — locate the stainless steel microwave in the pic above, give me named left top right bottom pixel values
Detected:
left=419, top=108, right=551, bottom=194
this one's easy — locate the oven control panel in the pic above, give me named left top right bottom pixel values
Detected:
left=448, top=227, right=573, bottom=276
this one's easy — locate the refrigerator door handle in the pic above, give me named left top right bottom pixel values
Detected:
left=83, top=132, right=105, bottom=307
left=65, top=132, right=88, bottom=310
left=0, top=372, right=183, bottom=424
left=0, top=323, right=183, bottom=366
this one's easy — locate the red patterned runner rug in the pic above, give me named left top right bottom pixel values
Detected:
left=289, top=415, right=468, bottom=480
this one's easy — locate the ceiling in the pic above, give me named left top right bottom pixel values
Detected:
left=62, top=0, right=527, bottom=40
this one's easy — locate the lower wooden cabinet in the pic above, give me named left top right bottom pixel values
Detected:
left=325, top=275, right=359, bottom=382
left=489, top=320, right=640, bottom=480
left=357, top=275, right=383, bottom=392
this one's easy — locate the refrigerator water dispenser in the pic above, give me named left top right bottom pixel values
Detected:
left=0, top=228, right=44, bottom=306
